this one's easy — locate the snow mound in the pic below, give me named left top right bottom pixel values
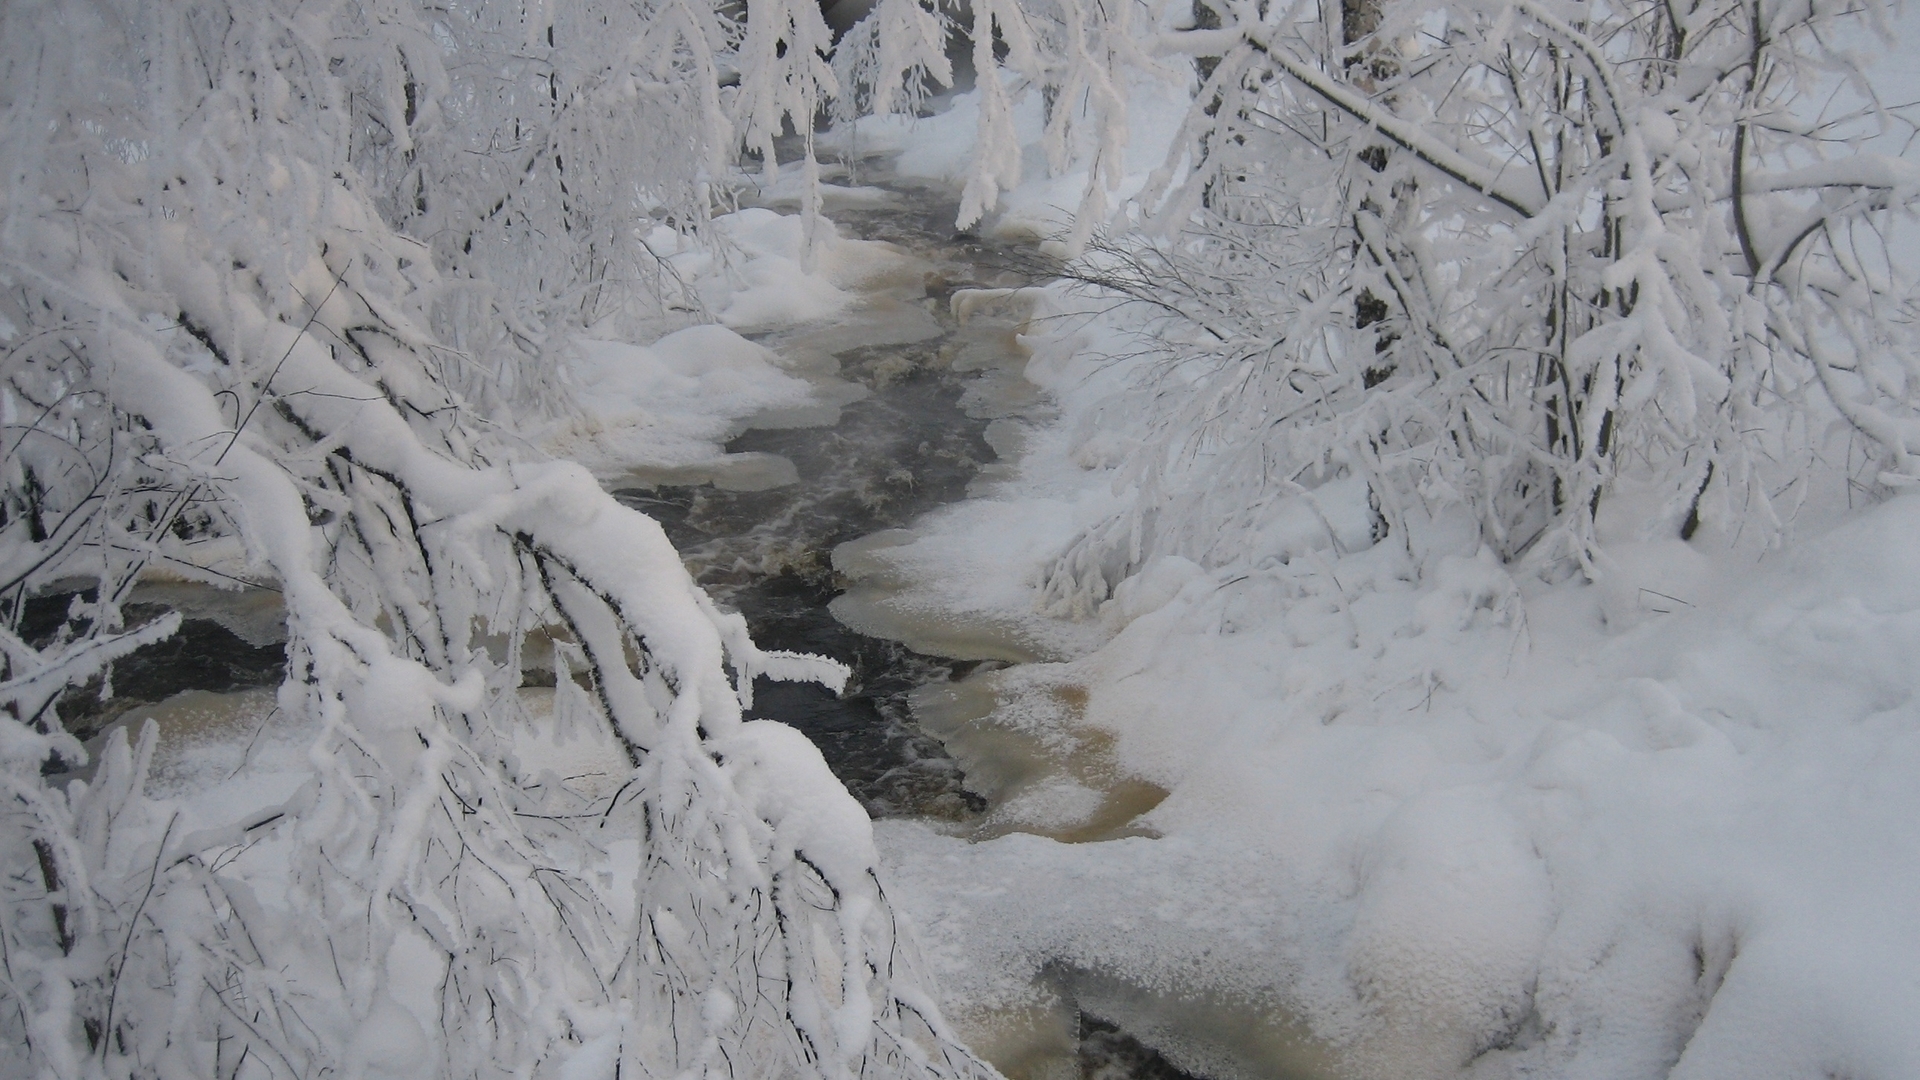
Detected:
left=879, top=495, right=1920, bottom=1080
left=543, top=322, right=817, bottom=477
left=656, top=207, right=923, bottom=331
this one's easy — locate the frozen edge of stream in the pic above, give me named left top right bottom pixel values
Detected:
left=810, top=206, right=1357, bottom=1080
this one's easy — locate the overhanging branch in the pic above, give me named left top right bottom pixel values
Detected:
left=1237, top=29, right=1544, bottom=219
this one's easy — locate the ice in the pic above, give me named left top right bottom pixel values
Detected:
left=749, top=168, right=905, bottom=211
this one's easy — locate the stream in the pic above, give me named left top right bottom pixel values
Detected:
left=613, top=175, right=1040, bottom=822
left=40, top=169, right=1206, bottom=1080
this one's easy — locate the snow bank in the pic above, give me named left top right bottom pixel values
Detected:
left=543, top=200, right=929, bottom=484
left=844, top=283, right=1920, bottom=1080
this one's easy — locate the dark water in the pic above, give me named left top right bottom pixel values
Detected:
left=19, top=590, right=284, bottom=743
left=618, top=177, right=1050, bottom=820
left=1079, top=1016, right=1203, bottom=1080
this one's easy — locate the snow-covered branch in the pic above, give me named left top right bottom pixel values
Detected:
left=1, top=1, right=998, bottom=1077
left=966, top=0, right=1920, bottom=601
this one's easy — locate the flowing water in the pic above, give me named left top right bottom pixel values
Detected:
left=610, top=172, right=1073, bottom=822
left=41, top=168, right=1206, bottom=1080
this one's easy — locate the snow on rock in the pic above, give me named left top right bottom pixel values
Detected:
left=543, top=323, right=816, bottom=475
left=542, top=201, right=927, bottom=495
left=655, top=207, right=922, bottom=331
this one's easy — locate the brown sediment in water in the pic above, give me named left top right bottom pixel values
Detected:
left=909, top=671, right=1169, bottom=844
left=940, top=967, right=1341, bottom=1080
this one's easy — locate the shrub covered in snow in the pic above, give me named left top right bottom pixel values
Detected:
left=0, top=0, right=994, bottom=1077
left=899, top=0, right=1920, bottom=600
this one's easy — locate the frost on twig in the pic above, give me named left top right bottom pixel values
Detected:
left=990, top=0, right=1920, bottom=604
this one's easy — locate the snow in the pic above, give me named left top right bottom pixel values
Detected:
left=819, top=66, right=1920, bottom=1078
left=868, top=423, right=1920, bottom=1078
left=718, top=719, right=879, bottom=885
left=15, top=151, right=910, bottom=1075
left=543, top=323, right=817, bottom=478
left=824, top=68, right=1190, bottom=248
left=654, top=207, right=923, bottom=331
left=749, top=167, right=905, bottom=211
left=829, top=504, right=1110, bottom=662
left=539, top=203, right=936, bottom=487
left=14, top=0, right=1920, bottom=1071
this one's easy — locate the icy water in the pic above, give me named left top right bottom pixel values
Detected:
left=40, top=176, right=1045, bottom=807
left=613, top=175, right=1059, bottom=821
left=25, top=582, right=288, bottom=746
left=614, top=171, right=1090, bottom=818
left=631, top=174, right=1210, bottom=1080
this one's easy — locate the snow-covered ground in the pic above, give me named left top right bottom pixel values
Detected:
left=64, top=29, right=1920, bottom=1078
left=866, top=466, right=1920, bottom=1078
left=819, top=50, right=1920, bottom=1080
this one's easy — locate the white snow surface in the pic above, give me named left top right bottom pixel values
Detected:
left=540, top=204, right=923, bottom=480
left=544, top=323, right=815, bottom=473
left=875, top=486, right=1920, bottom=1078
left=662, top=206, right=921, bottom=330
left=830, top=79, right=1920, bottom=1080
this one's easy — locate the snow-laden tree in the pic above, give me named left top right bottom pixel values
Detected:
left=1, top=0, right=995, bottom=1077
left=942, top=0, right=1920, bottom=605
left=342, top=0, right=832, bottom=411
